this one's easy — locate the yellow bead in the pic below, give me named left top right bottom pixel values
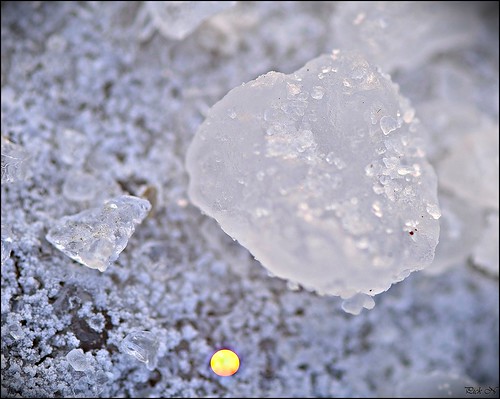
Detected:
left=210, top=349, right=240, bottom=377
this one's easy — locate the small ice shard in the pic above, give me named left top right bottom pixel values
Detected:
left=46, top=195, right=151, bottom=272
left=186, top=51, right=440, bottom=311
left=1, top=224, right=13, bottom=266
left=1, top=136, right=30, bottom=184
left=66, top=349, right=90, bottom=372
left=62, top=170, right=121, bottom=204
left=92, top=371, right=110, bottom=395
left=472, top=213, right=499, bottom=278
left=62, top=170, right=99, bottom=202
left=144, top=1, right=236, bottom=41
left=341, top=293, right=375, bottom=315
left=437, top=126, right=499, bottom=211
left=57, top=129, right=91, bottom=167
left=120, top=331, right=159, bottom=371
left=7, top=323, right=24, bottom=340
left=331, top=2, right=482, bottom=73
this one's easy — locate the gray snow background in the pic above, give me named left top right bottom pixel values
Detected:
left=1, top=1, right=499, bottom=398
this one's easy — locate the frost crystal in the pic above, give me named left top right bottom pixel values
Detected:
left=1, top=136, right=30, bottom=184
left=120, top=331, right=159, bottom=371
left=46, top=195, right=151, bottom=272
left=66, top=349, right=90, bottom=372
left=186, top=51, right=440, bottom=308
left=144, top=1, right=236, bottom=41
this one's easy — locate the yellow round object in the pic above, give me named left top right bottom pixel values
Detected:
left=210, top=349, right=240, bottom=376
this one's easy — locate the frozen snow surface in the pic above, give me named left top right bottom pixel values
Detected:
left=1, top=1, right=498, bottom=398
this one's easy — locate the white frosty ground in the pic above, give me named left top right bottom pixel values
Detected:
left=187, top=51, right=440, bottom=313
left=1, top=1, right=498, bottom=398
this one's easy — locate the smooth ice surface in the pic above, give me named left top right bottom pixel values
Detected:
left=66, top=349, right=90, bottom=372
left=46, top=195, right=151, bottom=272
left=187, top=51, right=440, bottom=304
left=1, top=136, right=30, bottom=184
left=427, top=193, right=483, bottom=275
left=438, top=126, right=499, bottom=211
left=120, top=331, right=159, bottom=371
left=332, top=2, right=482, bottom=73
left=144, top=1, right=236, bottom=41
left=473, top=213, right=499, bottom=277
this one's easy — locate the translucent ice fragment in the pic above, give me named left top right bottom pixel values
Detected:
left=92, top=371, right=109, bottom=395
left=472, top=213, right=499, bottom=278
left=145, top=1, right=236, bottom=41
left=186, top=51, right=440, bottom=310
left=46, top=195, right=151, bottom=272
left=62, top=170, right=99, bottom=202
left=8, top=323, right=24, bottom=340
left=120, top=331, right=159, bottom=371
left=57, top=129, right=90, bottom=167
left=332, top=1, right=482, bottom=73
left=67, top=349, right=90, bottom=372
left=1, top=136, right=30, bottom=184
left=341, top=293, right=375, bottom=315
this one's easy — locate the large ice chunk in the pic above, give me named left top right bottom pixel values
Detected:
left=46, top=195, right=151, bottom=272
left=437, top=126, right=499, bottom=211
left=331, top=2, right=482, bottom=73
left=425, top=193, right=483, bottom=275
left=186, top=51, right=440, bottom=306
left=472, top=213, right=499, bottom=278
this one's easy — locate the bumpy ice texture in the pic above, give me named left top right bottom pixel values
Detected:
left=46, top=195, right=151, bottom=272
left=186, top=51, right=440, bottom=310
